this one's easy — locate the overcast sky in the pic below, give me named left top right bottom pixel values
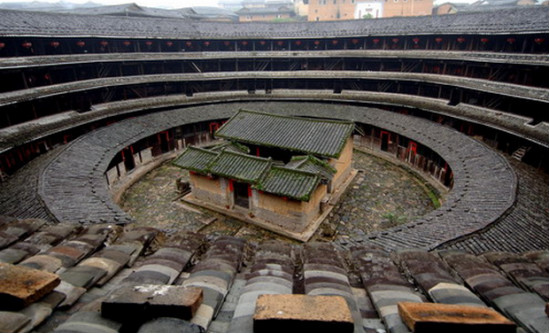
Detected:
left=0, top=0, right=480, bottom=10
left=0, top=0, right=221, bottom=9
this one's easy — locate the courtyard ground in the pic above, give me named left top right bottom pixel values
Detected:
left=119, top=150, right=437, bottom=244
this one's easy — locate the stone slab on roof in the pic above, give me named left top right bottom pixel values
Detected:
left=215, top=110, right=354, bottom=158
left=208, top=150, right=272, bottom=183
left=255, top=166, right=320, bottom=201
left=101, top=285, right=203, bottom=322
left=253, top=294, right=354, bottom=332
left=0, top=262, right=60, bottom=309
left=397, top=301, right=516, bottom=332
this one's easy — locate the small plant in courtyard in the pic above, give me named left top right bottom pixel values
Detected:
left=382, top=212, right=407, bottom=227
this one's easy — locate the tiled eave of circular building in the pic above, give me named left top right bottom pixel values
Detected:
left=0, top=51, right=547, bottom=70
left=0, top=7, right=547, bottom=39
left=36, top=102, right=516, bottom=251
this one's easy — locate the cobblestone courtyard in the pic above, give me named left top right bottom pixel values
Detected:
left=120, top=150, right=438, bottom=244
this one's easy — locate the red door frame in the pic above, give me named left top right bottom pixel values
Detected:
left=407, top=141, right=417, bottom=161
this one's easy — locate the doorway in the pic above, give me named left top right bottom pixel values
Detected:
left=233, top=182, right=250, bottom=208
left=381, top=131, right=390, bottom=152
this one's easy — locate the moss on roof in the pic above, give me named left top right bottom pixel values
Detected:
left=173, top=145, right=324, bottom=201
left=286, top=155, right=336, bottom=180
left=209, top=141, right=250, bottom=154
left=172, top=147, right=218, bottom=174
left=215, top=109, right=355, bottom=159
left=207, top=150, right=272, bottom=183
left=254, top=166, right=321, bottom=202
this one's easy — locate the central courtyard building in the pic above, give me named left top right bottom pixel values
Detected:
left=174, top=110, right=356, bottom=240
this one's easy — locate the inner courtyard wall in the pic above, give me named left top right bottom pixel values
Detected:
left=329, top=137, right=354, bottom=191
left=254, top=184, right=328, bottom=232
left=190, top=173, right=229, bottom=206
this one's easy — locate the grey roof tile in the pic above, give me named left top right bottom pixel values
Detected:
left=285, top=155, right=336, bottom=180
left=173, top=147, right=218, bottom=174
left=216, top=110, right=354, bottom=158
left=138, top=317, right=203, bottom=333
left=208, top=150, right=272, bottom=183
left=0, top=7, right=546, bottom=38
left=255, top=166, right=320, bottom=201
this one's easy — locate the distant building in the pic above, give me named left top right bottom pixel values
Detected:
left=236, top=5, right=296, bottom=21
left=308, top=0, right=432, bottom=21
left=433, top=0, right=537, bottom=14
left=308, top=0, right=356, bottom=21
left=294, top=0, right=310, bottom=16
left=174, top=110, right=355, bottom=240
left=383, top=0, right=432, bottom=17
left=219, top=0, right=244, bottom=10
left=184, top=6, right=239, bottom=22
left=355, top=0, right=384, bottom=18
left=237, top=0, right=297, bottom=21
left=433, top=2, right=470, bottom=14
left=242, top=0, right=268, bottom=7
left=61, top=3, right=185, bottom=19
left=57, top=3, right=238, bottom=22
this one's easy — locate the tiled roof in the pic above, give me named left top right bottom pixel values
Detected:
left=172, top=147, right=218, bottom=174
left=60, top=3, right=186, bottom=19
left=285, top=155, right=336, bottom=181
left=208, top=150, right=272, bottom=183
left=173, top=144, right=323, bottom=200
left=0, top=7, right=546, bottom=38
left=236, top=6, right=294, bottom=15
left=0, top=219, right=547, bottom=333
left=215, top=110, right=354, bottom=158
left=209, top=141, right=250, bottom=154
left=255, top=166, right=320, bottom=201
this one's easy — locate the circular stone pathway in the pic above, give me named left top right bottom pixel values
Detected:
left=120, top=150, right=437, bottom=244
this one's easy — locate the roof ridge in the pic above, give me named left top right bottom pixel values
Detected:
left=234, top=108, right=355, bottom=126
left=205, top=148, right=273, bottom=183
left=187, top=146, right=219, bottom=155
left=218, top=148, right=273, bottom=162
left=270, top=164, right=319, bottom=178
